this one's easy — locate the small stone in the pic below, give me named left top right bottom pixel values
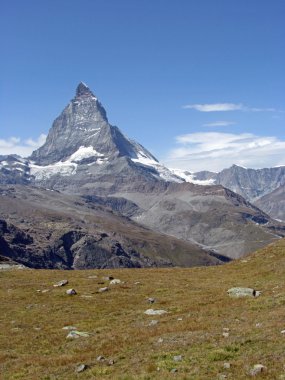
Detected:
left=102, top=276, right=114, bottom=281
left=66, top=330, right=90, bottom=339
left=222, top=332, right=229, bottom=338
left=173, top=355, right=182, bottom=362
left=108, top=359, right=115, bottom=366
left=110, top=279, right=121, bottom=285
left=98, top=287, right=109, bottom=293
left=134, top=281, right=141, bottom=285
left=75, top=364, right=88, bottom=373
left=149, top=320, right=159, bottom=326
left=66, top=288, right=77, bottom=295
left=62, top=326, right=77, bottom=330
left=227, top=287, right=261, bottom=298
left=249, top=364, right=267, bottom=376
left=87, top=275, right=97, bottom=279
left=177, top=318, right=183, bottom=321
left=97, top=355, right=105, bottom=362
left=144, top=309, right=167, bottom=316
left=256, top=323, right=262, bottom=328
left=281, top=330, right=285, bottom=334
left=170, top=368, right=178, bottom=373
left=147, top=297, right=155, bottom=304
left=157, top=338, right=164, bottom=343
left=223, top=328, right=230, bottom=332
left=54, top=280, right=68, bottom=287
left=223, top=363, right=231, bottom=369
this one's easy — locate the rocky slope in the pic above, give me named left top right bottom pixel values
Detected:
left=0, top=185, right=224, bottom=269
left=111, top=181, right=285, bottom=259
left=255, top=184, right=285, bottom=221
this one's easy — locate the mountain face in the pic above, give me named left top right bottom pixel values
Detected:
left=193, top=165, right=285, bottom=204
left=255, top=184, right=285, bottom=221
left=0, top=82, right=284, bottom=266
left=30, top=83, right=159, bottom=167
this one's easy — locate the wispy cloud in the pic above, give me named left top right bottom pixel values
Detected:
left=0, top=134, right=46, bottom=157
left=182, top=103, right=277, bottom=113
left=202, top=121, right=236, bottom=127
left=183, top=103, right=243, bottom=112
left=163, top=132, right=285, bottom=172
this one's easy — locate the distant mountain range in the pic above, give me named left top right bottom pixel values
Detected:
left=1, top=82, right=284, bottom=268
left=174, top=165, right=285, bottom=220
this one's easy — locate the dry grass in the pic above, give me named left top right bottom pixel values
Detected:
left=1, top=239, right=285, bottom=379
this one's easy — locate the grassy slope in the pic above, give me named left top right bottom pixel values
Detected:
left=1, top=239, right=285, bottom=379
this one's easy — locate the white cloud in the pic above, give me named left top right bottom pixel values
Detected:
left=0, top=134, right=46, bottom=157
left=202, top=121, right=236, bottom=127
left=182, top=103, right=277, bottom=112
left=183, top=103, right=243, bottom=112
left=163, top=132, right=285, bottom=172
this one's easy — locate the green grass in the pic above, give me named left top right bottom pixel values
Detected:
left=1, top=239, right=285, bottom=379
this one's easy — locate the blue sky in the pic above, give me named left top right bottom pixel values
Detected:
left=1, top=0, right=284, bottom=171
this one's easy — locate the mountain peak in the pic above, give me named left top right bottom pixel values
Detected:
left=76, top=82, right=95, bottom=97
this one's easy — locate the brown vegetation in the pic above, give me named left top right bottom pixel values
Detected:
left=1, top=238, right=285, bottom=379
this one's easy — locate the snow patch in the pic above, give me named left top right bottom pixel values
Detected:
left=30, top=161, right=77, bottom=180
left=132, top=153, right=183, bottom=183
left=69, top=146, right=102, bottom=162
left=170, top=168, right=216, bottom=185
left=30, top=146, right=107, bottom=180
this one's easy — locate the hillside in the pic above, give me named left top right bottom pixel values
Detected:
left=0, top=185, right=220, bottom=268
left=1, top=239, right=285, bottom=379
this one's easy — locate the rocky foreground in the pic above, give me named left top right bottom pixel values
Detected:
left=1, top=239, right=285, bottom=379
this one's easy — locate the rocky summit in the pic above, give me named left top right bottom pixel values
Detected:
left=0, top=83, right=285, bottom=268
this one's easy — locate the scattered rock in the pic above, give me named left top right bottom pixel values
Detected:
left=53, top=280, right=68, bottom=287
left=108, top=359, right=115, bottom=366
left=110, top=279, right=121, bottom=285
left=87, top=275, right=97, bottom=279
left=148, top=320, right=159, bottom=326
left=256, top=323, right=262, bottom=328
left=227, top=287, right=261, bottom=298
left=37, top=289, right=49, bottom=293
left=223, top=328, right=230, bottom=332
left=170, top=368, right=178, bottom=373
left=66, top=330, right=90, bottom=339
left=147, top=297, right=155, bottom=304
left=62, top=326, right=78, bottom=330
left=281, top=330, right=285, bottom=334
left=173, top=355, right=183, bottom=362
left=223, top=362, right=231, bottom=369
left=177, top=318, right=183, bottom=321
left=144, top=309, right=167, bottom=316
left=102, top=276, right=114, bottom=281
left=249, top=364, right=267, bottom=376
left=98, top=287, right=109, bottom=293
left=134, top=281, right=141, bottom=285
left=222, top=332, right=229, bottom=338
left=157, top=338, right=164, bottom=343
left=96, top=355, right=105, bottom=362
left=75, top=364, right=88, bottom=373
left=66, top=288, right=77, bottom=295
